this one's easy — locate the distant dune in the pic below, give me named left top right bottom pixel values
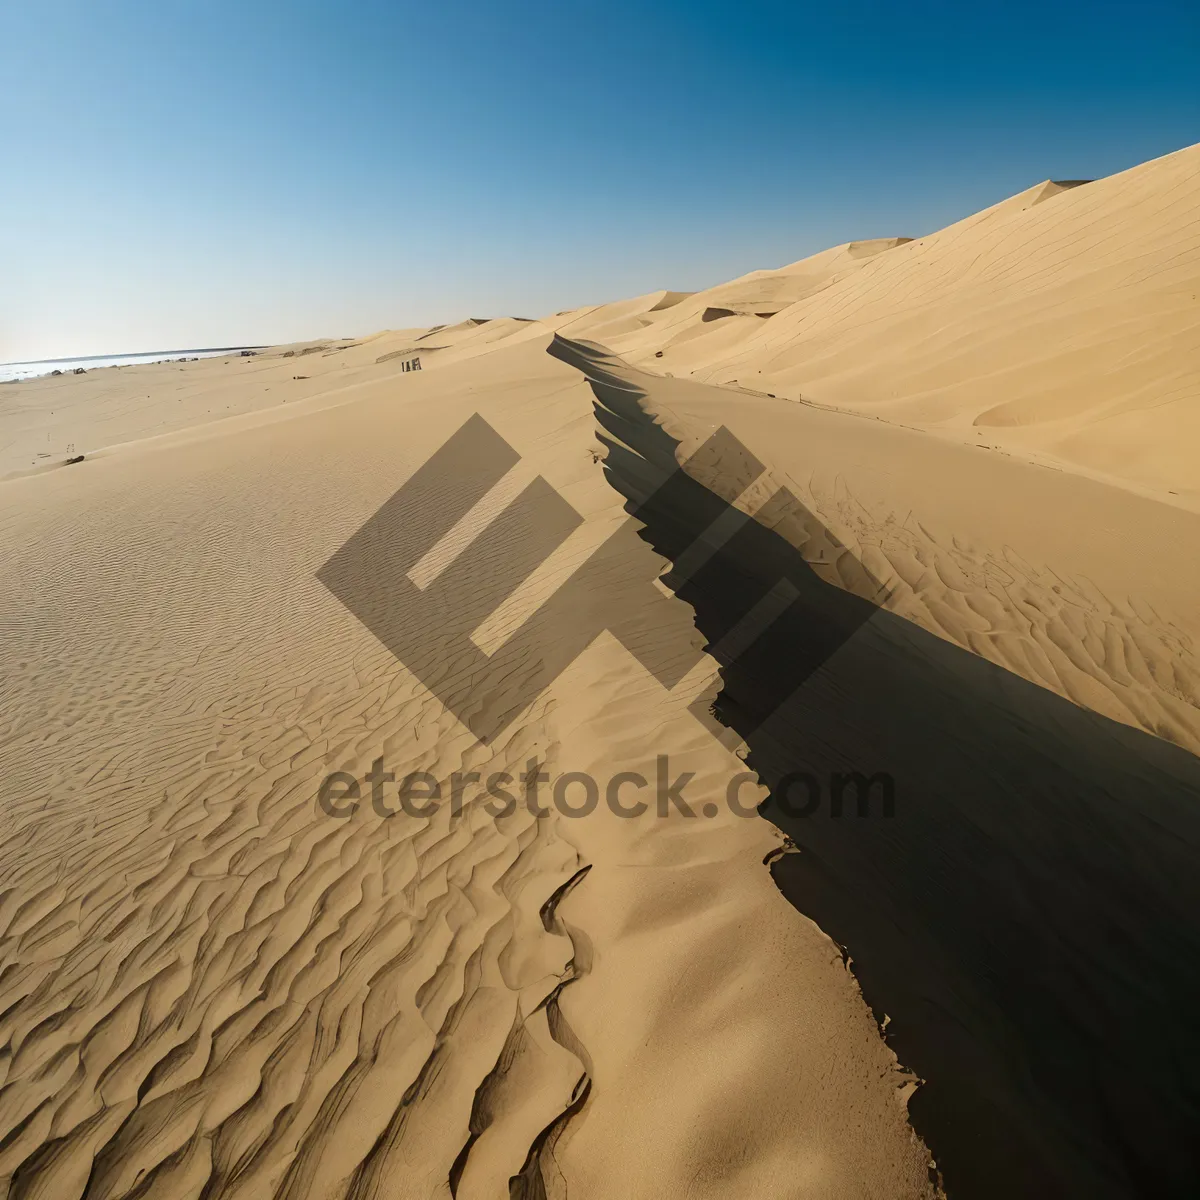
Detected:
left=1, top=142, right=1198, bottom=1199
left=565, top=144, right=1198, bottom=502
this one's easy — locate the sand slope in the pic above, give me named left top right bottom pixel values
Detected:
left=0, top=338, right=936, bottom=1198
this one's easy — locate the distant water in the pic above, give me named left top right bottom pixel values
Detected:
left=0, top=347, right=265, bottom=383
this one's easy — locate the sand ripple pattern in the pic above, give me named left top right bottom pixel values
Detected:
left=0, top=659, right=595, bottom=1200
left=792, top=485, right=1200, bottom=751
left=675, top=446, right=1200, bottom=754
left=0, top=390, right=604, bottom=1199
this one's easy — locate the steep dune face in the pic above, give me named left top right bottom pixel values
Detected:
left=607, top=144, right=1200, bottom=499
left=577, top=339, right=1200, bottom=1198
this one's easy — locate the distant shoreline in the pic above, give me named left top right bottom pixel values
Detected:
left=1, top=346, right=267, bottom=368
left=0, top=346, right=270, bottom=384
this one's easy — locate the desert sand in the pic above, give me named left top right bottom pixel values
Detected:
left=1, top=142, right=1198, bottom=1199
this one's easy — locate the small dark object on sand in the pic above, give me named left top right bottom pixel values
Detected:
left=73, top=367, right=86, bottom=374
left=65, top=455, right=85, bottom=465
left=51, top=369, right=63, bottom=376
left=655, top=351, right=664, bottom=358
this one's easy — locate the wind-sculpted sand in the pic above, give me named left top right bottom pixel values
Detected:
left=2, top=142, right=1199, bottom=1198
left=0, top=340, right=937, bottom=1198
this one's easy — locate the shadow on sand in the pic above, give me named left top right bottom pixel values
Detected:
left=549, top=335, right=1200, bottom=1199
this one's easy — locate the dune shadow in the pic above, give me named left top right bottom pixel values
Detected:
left=548, top=335, right=1200, bottom=1199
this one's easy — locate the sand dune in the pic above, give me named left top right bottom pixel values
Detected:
left=0, top=339, right=936, bottom=1198
left=550, top=334, right=1200, bottom=1195
left=2, top=142, right=1199, bottom=1198
left=561, top=143, right=1200, bottom=503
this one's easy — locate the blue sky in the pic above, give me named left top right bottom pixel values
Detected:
left=3, top=0, right=1197, bottom=360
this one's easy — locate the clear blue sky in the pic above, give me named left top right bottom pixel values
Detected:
left=3, top=0, right=1197, bottom=360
